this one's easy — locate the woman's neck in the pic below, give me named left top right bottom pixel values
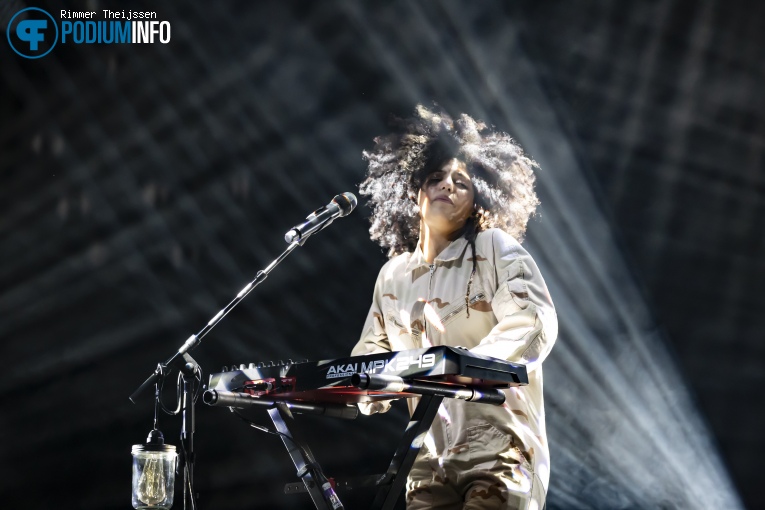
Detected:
left=419, top=224, right=458, bottom=263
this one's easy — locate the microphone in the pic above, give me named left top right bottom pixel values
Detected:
left=284, top=192, right=358, bottom=244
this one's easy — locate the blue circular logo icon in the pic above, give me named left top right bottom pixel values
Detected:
left=7, top=7, right=59, bottom=59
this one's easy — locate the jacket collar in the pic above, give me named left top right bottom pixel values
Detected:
left=405, top=236, right=470, bottom=274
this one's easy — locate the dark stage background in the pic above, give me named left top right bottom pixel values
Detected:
left=1, top=1, right=763, bottom=509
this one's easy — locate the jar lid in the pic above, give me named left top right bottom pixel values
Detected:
left=132, top=443, right=177, bottom=454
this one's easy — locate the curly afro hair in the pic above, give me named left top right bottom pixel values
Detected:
left=360, top=104, right=541, bottom=258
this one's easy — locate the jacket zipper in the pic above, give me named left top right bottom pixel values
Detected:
left=423, top=264, right=436, bottom=347
left=427, top=264, right=436, bottom=301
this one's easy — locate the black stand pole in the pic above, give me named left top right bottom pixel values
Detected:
left=179, top=357, right=198, bottom=510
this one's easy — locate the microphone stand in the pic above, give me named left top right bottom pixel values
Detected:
left=129, top=232, right=317, bottom=510
left=180, top=356, right=198, bottom=510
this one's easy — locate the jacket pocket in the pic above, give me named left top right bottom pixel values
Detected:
left=466, top=423, right=512, bottom=465
left=440, top=292, right=487, bottom=326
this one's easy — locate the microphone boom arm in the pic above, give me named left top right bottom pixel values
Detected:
left=130, top=192, right=357, bottom=403
left=129, top=239, right=302, bottom=403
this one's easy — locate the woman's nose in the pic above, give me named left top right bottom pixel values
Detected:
left=440, top=178, right=453, bottom=191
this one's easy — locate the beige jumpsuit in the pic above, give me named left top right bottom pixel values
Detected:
left=352, top=228, right=558, bottom=509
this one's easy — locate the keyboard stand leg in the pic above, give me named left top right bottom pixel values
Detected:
left=268, top=404, right=340, bottom=510
left=372, top=395, right=444, bottom=510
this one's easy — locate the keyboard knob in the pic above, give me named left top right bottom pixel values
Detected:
left=249, top=363, right=256, bottom=369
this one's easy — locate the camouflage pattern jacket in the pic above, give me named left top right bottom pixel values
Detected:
left=352, top=228, right=558, bottom=493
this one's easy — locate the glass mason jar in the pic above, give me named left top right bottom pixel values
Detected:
left=131, top=442, right=177, bottom=509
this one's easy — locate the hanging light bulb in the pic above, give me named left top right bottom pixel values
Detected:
left=131, top=429, right=177, bottom=509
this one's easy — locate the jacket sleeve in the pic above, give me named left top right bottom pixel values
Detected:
left=469, top=229, right=558, bottom=372
left=351, top=266, right=392, bottom=356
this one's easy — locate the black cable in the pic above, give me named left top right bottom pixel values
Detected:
left=184, top=462, right=197, bottom=510
left=155, top=365, right=176, bottom=415
left=193, top=365, right=203, bottom=403
left=158, top=365, right=203, bottom=416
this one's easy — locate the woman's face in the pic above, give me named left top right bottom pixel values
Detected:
left=417, top=158, right=475, bottom=238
